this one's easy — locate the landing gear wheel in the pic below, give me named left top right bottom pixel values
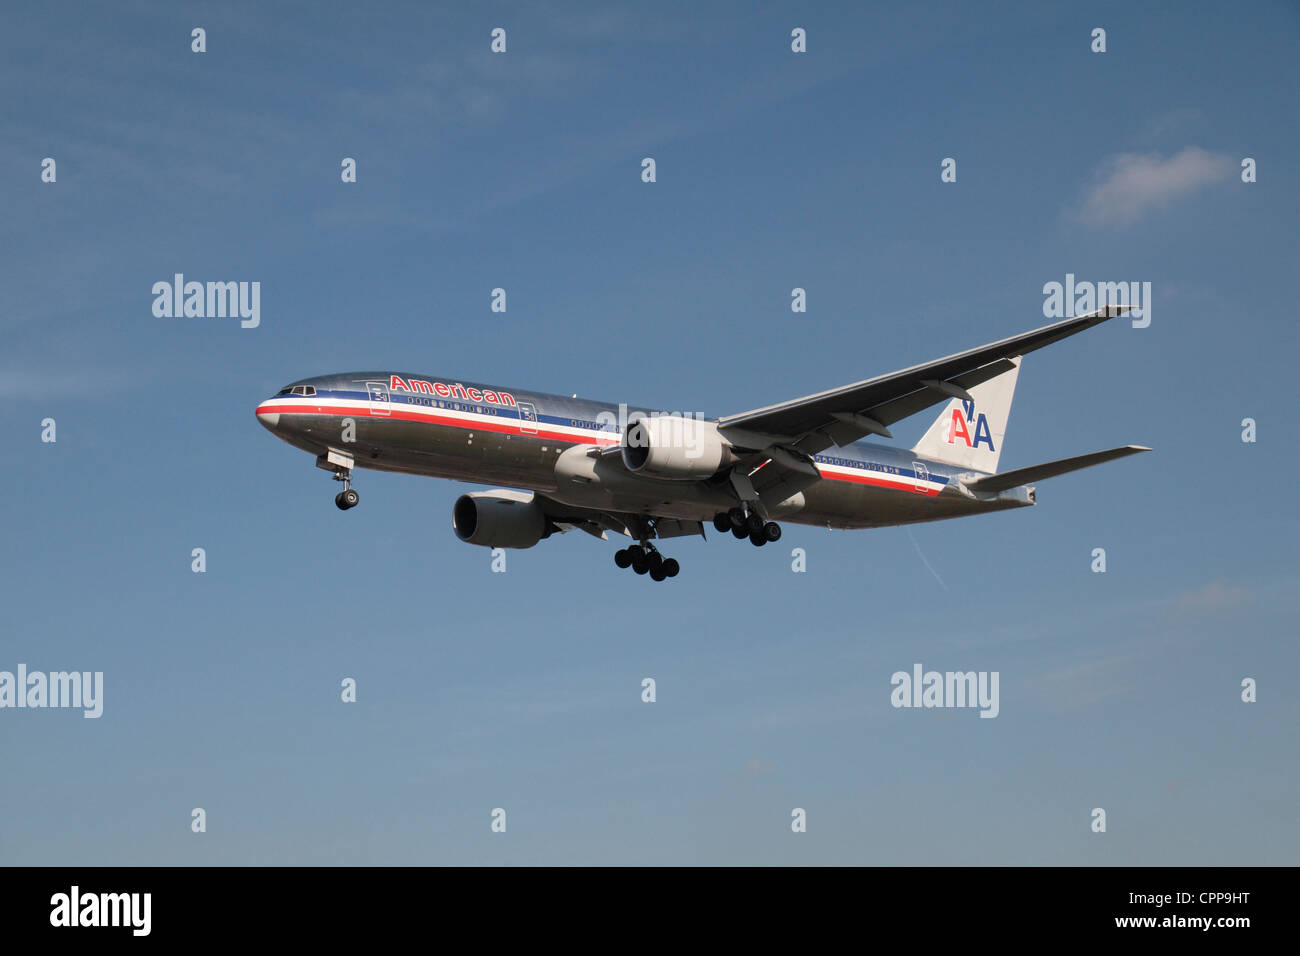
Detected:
left=628, top=545, right=645, bottom=562
left=661, top=558, right=680, bottom=578
left=632, top=555, right=650, bottom=574
left=647, top=551, right=663, bottom=573
left=650, top=565, right=667, bottom=582
left=763, top=521, right=782, bottom=542
left=728, top=508, right=747, bottom=530
left=712, top=512, right=731, bottom=533
left=614, top=549, right=632, bottom=569
left=749, top=530, right=767, bottom=546
left=332, top=468, right=358, bottom=510
left=746, top=512, right=765, bottom=534
left=731, top=524, right=748, bottom=539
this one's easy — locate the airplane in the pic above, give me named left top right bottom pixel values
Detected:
left=255, top=305, right=1148, bottom=581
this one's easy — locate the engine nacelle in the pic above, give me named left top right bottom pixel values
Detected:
left=621, top=415, right=733, bottom=479
left=452, top=490, right=546, bottom=549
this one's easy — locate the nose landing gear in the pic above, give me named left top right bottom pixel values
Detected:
left=333, top=470, right=360, bottom=510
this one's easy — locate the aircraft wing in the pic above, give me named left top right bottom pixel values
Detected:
left=717, top=305, right=1131, bottom=455
left=539, top=498, right=705, bottom=542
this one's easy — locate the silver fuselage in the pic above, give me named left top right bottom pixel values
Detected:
left=255, top=372, right=1034, bottom=529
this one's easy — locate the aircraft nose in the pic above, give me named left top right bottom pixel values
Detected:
left=255, top=401, right=280, bottom=430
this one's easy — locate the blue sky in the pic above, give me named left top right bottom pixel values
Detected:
left=2, top=0, right=1297, bottom=865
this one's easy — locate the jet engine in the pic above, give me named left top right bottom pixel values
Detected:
left=452, top=490, right=546, bottom=548
left=621, top=415, right=734, bottom=479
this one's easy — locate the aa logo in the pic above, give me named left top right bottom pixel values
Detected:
left=946, top=400, right=995, bottom=451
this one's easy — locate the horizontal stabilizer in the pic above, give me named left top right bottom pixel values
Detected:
left=966, top=445, right=1150, bottom=494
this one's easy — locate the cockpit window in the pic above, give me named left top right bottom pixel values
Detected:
left=277, top=387, right=293, bottom=396
left=303, top=385, right=316, bottom=396
left=287, top=385, right=317, bottom=396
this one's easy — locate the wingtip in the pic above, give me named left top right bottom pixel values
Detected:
left=1092, top=304, right=1134, bottom=320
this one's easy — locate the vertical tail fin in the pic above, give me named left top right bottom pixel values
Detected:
left=911, top=356, right=1020, bottom=473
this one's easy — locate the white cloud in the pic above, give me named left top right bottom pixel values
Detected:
left=1076, top=146, right=1234, bottom=226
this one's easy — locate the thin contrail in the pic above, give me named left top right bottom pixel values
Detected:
left=906, top=528, right=948, bottom=590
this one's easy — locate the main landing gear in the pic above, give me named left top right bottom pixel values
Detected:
left=614, top=543, right=680, bottom=582
left=333, top=470, right=360, bottom=511
left=712, top=508, right=781, bottom=547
